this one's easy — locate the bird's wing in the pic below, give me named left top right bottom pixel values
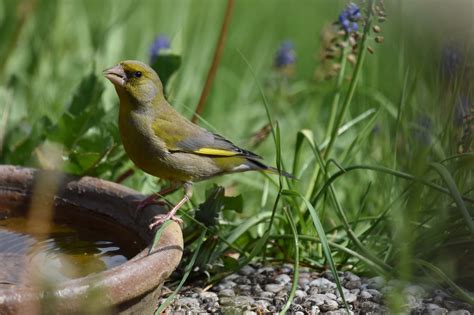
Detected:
left=152, top=115, right=262, bottom=159
left=177, top=132, right=262, bottom=159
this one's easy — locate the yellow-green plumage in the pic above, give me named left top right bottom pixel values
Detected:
left=103, top=60, right=290, bottom=228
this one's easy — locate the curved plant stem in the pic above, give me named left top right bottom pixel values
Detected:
left=191, top=0, right=235, bottom=123
left=323, top=3, right=374, bottom=160
left=324, top=45, right=349, bottom=140
left=311, top=164, right=474, bottom=205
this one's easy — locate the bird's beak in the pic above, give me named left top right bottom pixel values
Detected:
left=103, top=64, right=126, bottom=87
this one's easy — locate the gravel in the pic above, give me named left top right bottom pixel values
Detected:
left=157, top=264, right=474, bottom=314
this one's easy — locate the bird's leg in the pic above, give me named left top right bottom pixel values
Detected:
left=149, top=182, right=193, bottom=229
left=136, top=182, right=180, bottom=210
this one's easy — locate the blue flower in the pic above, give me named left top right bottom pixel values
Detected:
left=338, top=3, right=362, bottom=33
left=441, top=44, right=463, bottom=81
left=274, top=40, right=296, bottom=68
left=413, top=115, right=433, bottom=146
left=149, top=35, right=171, bottom=64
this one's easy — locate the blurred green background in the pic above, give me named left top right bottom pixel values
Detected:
left=1, top=0, right=473, bottom=308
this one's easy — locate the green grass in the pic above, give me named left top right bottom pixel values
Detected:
left=1, top=0, right=473, bottom=312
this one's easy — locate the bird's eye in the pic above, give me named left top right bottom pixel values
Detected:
left=134, top=71, right=142, bottom=78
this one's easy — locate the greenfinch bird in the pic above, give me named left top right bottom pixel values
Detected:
left=103, top=60, right=291, bottom=229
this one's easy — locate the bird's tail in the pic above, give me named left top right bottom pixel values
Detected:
left=247, top=158, right=296, bottom=179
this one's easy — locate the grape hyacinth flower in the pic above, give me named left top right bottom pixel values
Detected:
left=149, top=35, right=171, bottom=65
left=413, top=115, right=433, bottom=146
left=274, top=41, right=296, bottom=69
left=441, top=44, right=464, bottom=82
left=338, top=2, right=362, bottom=34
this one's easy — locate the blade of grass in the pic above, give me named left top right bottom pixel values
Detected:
left=210, top=211, right=285, bottom=262
left=148, top=220, right=173, bottom=255
left=430, top=162, right=474, bottom=236
left=279, top=207, right=300, bottom=315
left=416, top=259, right=474, bottom=305
left=296, top=129, right=390, bottom=273
left=282, top=189, right=349, bottom=312
left=154, top=228, right=207, bottom=314
left=312, top=164, right=474, bottom=205
left=324, top=41, right=350, bottom=141
left=274, top=234, right=389, bottom=276
left=307, top=139, right=393, bottom=272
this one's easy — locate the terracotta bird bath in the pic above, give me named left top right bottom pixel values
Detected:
left=0, top=165, right=183, bottom=314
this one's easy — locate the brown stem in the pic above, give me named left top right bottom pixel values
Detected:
left=191, top=0, right=235, bottom=123
left=0, top=0, right=37, bottom=77
left=115, top=168, right=134, bottom=183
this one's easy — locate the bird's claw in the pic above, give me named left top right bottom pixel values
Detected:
left=149, top=213, right=183, bottom=230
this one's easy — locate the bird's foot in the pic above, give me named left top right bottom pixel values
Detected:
left=149, top=212, right=183, bottom=229
left=148, top=182, right=192, bottom=230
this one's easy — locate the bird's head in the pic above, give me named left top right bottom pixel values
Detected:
left=103, top=60, right=164, bottom=104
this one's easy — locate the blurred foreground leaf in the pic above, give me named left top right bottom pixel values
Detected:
left=150, top=54, right=181, bottom=90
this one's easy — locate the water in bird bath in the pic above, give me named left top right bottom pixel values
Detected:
left=0, top=206, right=144, bottom=285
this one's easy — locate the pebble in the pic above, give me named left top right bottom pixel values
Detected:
left=174, top=297, right=200, bottom=308
left=264, top=283, right=284, bottom=293
left=404, top=284, right=426, bottom=298
left=252, top=284, right=263, bottom=293
left=360, top=300, right=381, bottom=313
left=310, top=277, right=336, bottom=291
left=199, top=291, right=218, bottom=302
left=326, top=292, right=337, bottom=300
left=424, top=303, right=448, bottom=314
left=239, top=265, right=257, bottom=276
left=320, top=299, right=339, bottom=311
left=366, top=288, right=382, bottom=303
left=157, top=264, right=474, bottom=314
left=258, top=291, right=274, bottom=299
left=221, top=295, right=254, bottom=307
left=237, top=284, right=252, bottom=292
left=359, top=290, right=373, bottom=300
left=218, top=288, right=235, bottom=297
left=299, top=276, right=311, bottom=286
left=253, top=299, right=271, bottom=312
left=275, top=273, right=292, bottom=285
left=344, top=293, right=357, bottom=303
left=366, top=276, right=385, bottom=289
left=215, top=280, right=236, bottom=290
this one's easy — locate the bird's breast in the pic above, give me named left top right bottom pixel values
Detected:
left=118, top=107, right=172, bottom=178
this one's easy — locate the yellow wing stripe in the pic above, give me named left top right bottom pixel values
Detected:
left=193, top=148, right=239, bottom=156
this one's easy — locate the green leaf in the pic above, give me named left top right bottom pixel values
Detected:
left=48, top=73, right=104, bottom=148
left=195, top=185, right=225, bottom=227
left=150, top=54, right=181, bottom=89
left=223, top=194, right=243, bottom=213
left=4, top=116, right=52, bottom=165
left=222, top=255, right=239, bottom=270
